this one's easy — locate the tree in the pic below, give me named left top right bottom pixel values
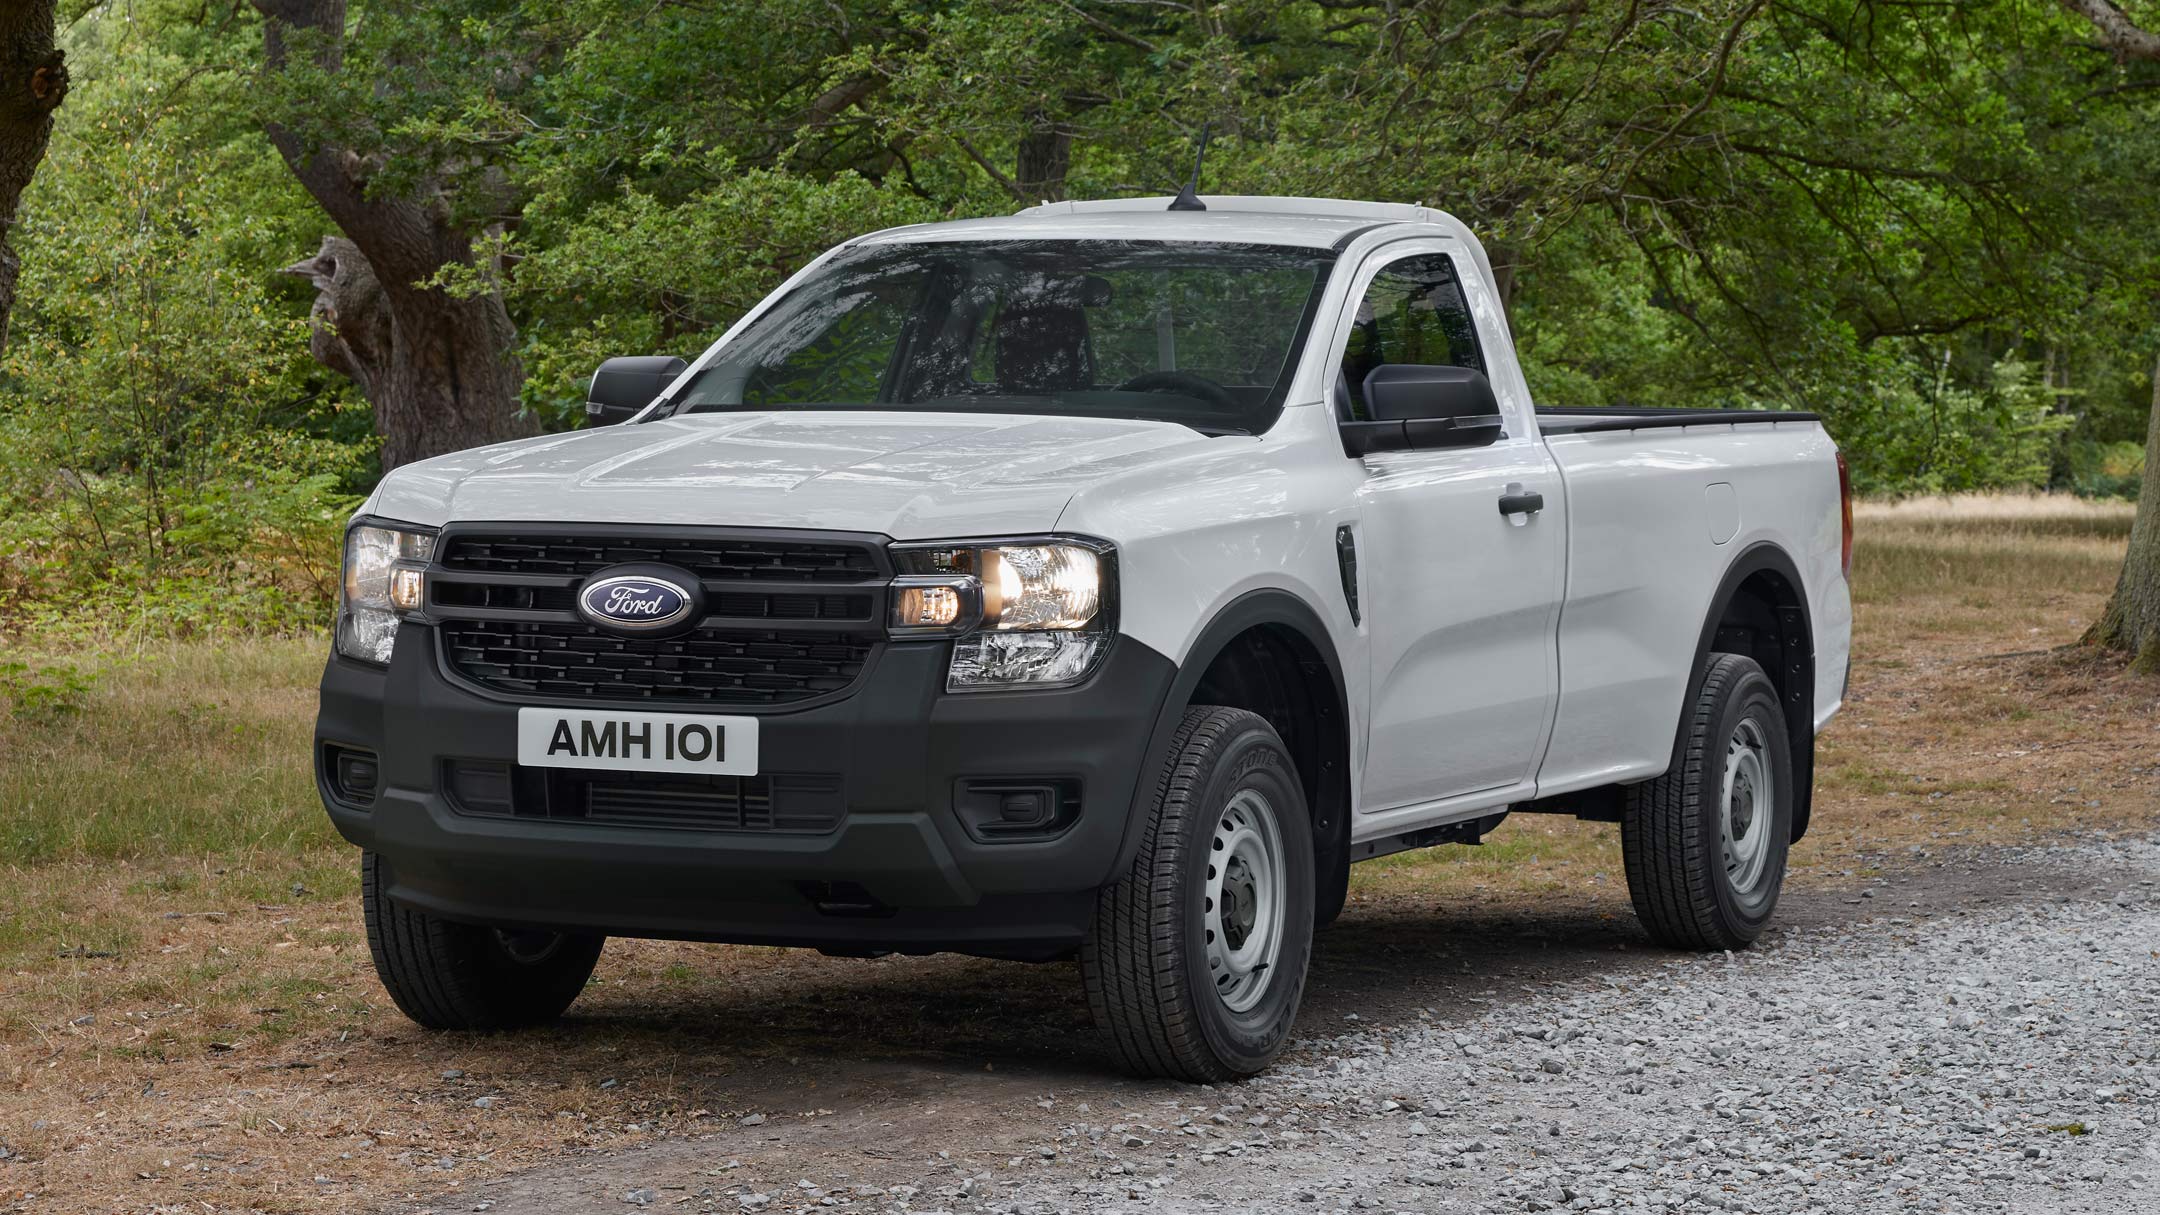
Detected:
left=2059, top=0, right=2160, bottom=58
left=0, top=0, right=67, bottom=355
left=2056, top=0, right=2160, bottom=666
left=248, top=0, right=531, bottom=470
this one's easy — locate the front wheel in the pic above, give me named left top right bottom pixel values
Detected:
left=362, top=852, right=605, bottom=1030
left=1622, top=653, right=1793, bottom=950
left=1081, top=706, right=1315, bottom=1081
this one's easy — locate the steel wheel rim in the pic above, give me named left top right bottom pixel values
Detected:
left=1203, top=788, right=1287, bottom=1014
left=1721, top=716, right=1774, bottom=896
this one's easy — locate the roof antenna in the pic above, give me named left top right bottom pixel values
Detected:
left=1167, top=123, right=1212, bottom=212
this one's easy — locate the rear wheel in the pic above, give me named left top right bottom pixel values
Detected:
left=362, top=852, right=604, bottom=1030
left=1082, top=706, right=1315, bottom=1081
left=1622, top=654, right=1793, bottom=950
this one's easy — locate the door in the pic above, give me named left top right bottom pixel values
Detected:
left=1343, top=249, right=1566, bottom=811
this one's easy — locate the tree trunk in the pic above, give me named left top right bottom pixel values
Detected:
left=2085, top=354, right=2160, bottom=671
left=281, top=236, right=522, bottom=465
left=252, top=0, right=532, bottom=470
left=1016, top=116, right=1072, bottom=203
left=0, top=0, right=66, bottom=356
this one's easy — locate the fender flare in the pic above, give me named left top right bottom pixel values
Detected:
left=1111, top=589, right=1352, bottom=877
left=1668, top=540, right=1818, bottom=841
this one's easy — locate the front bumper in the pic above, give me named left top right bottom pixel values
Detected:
left=315, top=623, right=1176, bottom=958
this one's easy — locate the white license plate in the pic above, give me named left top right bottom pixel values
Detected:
left=516, top=708, right=759, bottom=776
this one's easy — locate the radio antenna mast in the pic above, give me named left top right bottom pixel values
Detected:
left=1167, top=123, right=1212, bottom=212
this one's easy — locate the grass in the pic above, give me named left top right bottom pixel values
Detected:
left=0, top=492, right=2154, bottom=1212
left=0, top=638, right=333, bottom=863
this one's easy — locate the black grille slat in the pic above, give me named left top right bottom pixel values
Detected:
left=431, top=528, right=886, bottom=706
left=442, top=534, right=879, bottom=582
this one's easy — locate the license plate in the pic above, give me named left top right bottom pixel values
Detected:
left=516, top=708, right=759, bottom=776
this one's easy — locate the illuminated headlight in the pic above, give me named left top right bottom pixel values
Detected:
left=892, top=539, right=1115, bottom=690
left=336, top=523, right=435, bottom=665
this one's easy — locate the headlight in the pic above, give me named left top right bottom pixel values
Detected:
left=892, top=538, right=1114, bottom=691
left=336, top=523, right=435, bottom=665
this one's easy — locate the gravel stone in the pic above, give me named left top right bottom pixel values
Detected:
left=989, top=837, right=2160, bottom=1214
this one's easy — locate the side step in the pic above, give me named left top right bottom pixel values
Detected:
left=1349, top=812, right=1507, bottom=863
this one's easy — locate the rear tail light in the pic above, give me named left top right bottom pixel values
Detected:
left=1835, top=450, right=1854, bottom=577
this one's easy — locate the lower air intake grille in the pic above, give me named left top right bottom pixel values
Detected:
left=442, top=761, right=845, bottom=834
left=571, top=772, right=843, bottom=833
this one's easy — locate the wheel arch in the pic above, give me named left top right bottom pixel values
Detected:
left=1115, top=590, right=1352, bottom=881
left=1670, top=541, right=1818, bottom=840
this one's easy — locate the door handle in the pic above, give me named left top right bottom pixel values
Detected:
left=1498, top=489, right=1545, bottom=517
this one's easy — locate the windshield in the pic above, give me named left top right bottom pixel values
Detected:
left=668, top=240, right=1337, bottom=434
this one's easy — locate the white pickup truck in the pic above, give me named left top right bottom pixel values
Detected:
left=317, top=196, right=1853, bottom=1080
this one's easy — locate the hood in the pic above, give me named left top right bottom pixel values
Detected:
left=366, top=410, right=1221, bottom=539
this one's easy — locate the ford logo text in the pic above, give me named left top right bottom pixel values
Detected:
left=576, top=570, right=696, bottom=633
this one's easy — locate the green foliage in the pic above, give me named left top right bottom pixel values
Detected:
left=498, top=166, right=941, bottom=426
left=0, top=13, right=367, bottom=635
left=0, top=658, right=99, bottom=723
left=4, top=0, right=2160, bottom=639
left=1835, top=355, right=2071, bottom=495
left=2062, top=440, right=2147, bottom=500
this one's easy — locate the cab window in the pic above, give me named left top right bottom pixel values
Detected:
left=1338, top=254, right=1486, bottom=421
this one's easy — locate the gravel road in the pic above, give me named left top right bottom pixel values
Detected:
left=416, top=838, right=2159, bottom=1215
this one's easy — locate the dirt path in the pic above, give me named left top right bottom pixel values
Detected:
left=396, top=837, right=2148, bottom=1215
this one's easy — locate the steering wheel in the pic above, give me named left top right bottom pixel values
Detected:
left=1116, top=370, right=1240, bottom=411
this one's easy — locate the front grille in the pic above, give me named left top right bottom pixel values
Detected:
left=440, top=620, right=876, bottom=704
left=441, top=533, right=878, bottom=582
left=428, top=526, right=889, bottom=707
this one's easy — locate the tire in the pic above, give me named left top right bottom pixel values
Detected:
left=362, top=851, right=605, bottom=1030
left=1622, top=653, right=1793, bottom=950
left=1081, top=706, right=1315, bottom=1081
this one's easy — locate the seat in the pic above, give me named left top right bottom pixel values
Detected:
left=995, top=301, right=1094, bottom=393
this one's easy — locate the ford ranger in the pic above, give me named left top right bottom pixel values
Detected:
left=316, top=195, right=1854, bottom=1080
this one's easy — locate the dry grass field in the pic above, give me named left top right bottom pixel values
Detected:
left=0, top=493, right=2155, bottom=1213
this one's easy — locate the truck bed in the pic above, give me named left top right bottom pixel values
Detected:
left=1527, top=409, right=1850, bottom=799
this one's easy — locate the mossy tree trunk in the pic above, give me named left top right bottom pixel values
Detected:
left=2054, top=2, right=2160, bottom=670
left=0, top=0, right=66, bottom=356
left=250, top=0, right=533, bottom=470
left=2086, top=355, right=2160, bottom=671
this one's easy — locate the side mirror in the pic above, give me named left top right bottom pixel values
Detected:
left=1339, top=363, right=1504, bottom=456
left=586, top=355, right=688, bottom=426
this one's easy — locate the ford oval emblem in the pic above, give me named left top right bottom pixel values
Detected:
left=576, top=568, right=697, bottom=634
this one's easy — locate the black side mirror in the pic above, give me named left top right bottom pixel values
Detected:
left=1339, top=363, right=1504, bottom=456
left=586, top=355, right=688, bottom=426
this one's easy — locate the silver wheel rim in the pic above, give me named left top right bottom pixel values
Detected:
left=1721, top=717, right=1774, bottom=896
left=1204, top=788, right=1287, bottom=1014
